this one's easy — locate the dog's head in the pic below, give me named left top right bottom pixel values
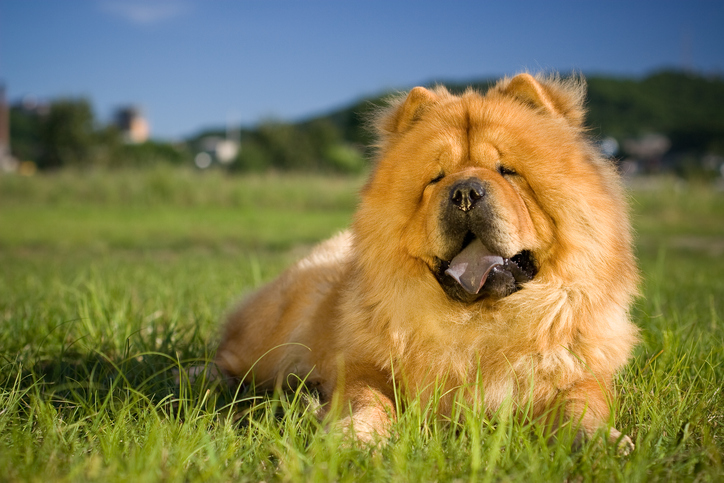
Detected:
left=355, top=73, right=632, bottom=304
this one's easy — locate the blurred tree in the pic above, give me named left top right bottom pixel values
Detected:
left=234, top=138, right=272, bottom=172
left=256, top=121, right=316, bottom=170
left=586, top=71, right=724, bottom=155
left=94, top=124, right=124, bottom=167
left=302, top=118, right=365, bottom=172
left=9, top=105, right=43, bottom=163
left=323, top=144, right=366, bottom=173
left=303, top=118, right=341, bottom=155
left=37, top=98, right=96, bottom=169
left=321, top=97, right=385, bottom=151
left=119, top=141, right=190, bottom=167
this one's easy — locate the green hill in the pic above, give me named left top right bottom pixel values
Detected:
left=301, top=70, right=724, bottom=161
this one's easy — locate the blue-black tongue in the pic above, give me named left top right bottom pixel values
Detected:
left=444, top=238, right=504, bottom=295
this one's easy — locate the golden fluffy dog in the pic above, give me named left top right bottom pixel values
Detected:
left=217, top=73, right=639, bottom=449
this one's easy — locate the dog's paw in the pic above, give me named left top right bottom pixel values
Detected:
left=333, top=405, right=392, bottom=446
left=608, top=427, right=634, bottom=455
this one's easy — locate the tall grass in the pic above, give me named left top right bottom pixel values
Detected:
left=1, top=169, right=722, bottom=481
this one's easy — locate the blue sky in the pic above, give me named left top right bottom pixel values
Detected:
left=2, top=1, right=723, bottom=139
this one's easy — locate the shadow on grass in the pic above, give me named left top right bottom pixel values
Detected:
left=6, top=351, right=220, bottom=418
left=5, top=347, right=320, bottom=437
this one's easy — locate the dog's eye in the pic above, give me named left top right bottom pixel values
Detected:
left=429, top=171, right=445, bottom=185
left=497, top=165, right=517, bottom=176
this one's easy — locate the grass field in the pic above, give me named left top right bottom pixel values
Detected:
left=1, top=167, right=723, bottom=482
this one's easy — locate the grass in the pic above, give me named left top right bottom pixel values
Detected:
left=1, top=167, right=723, bottom=482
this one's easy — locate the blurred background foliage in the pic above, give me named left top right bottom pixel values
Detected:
left=8, top=70, right=724, bottom=178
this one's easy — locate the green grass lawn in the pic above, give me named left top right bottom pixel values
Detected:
left=1, top=168, right=723, bottom=482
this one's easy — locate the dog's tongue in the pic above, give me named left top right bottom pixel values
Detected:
left=444, top=238, right=504, bottom=294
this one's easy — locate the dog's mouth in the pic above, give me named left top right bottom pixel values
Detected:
left=434, top=233, right=537, bottom=302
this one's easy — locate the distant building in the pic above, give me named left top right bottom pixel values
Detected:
left=195, top=136, right=240, bottom=169
left=623, top=133, right=671, bottom=173
left=114, top=106, right=149, bottom=143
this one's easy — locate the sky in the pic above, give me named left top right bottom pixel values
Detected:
left=2, top=1, right=723, bottom=140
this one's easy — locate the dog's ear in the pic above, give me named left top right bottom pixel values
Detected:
left=499, top=73, right=586, bottom=128
left=379, top=86, right=439, bottom=135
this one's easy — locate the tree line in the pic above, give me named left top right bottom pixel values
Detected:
left=10, top=99, right=188, bottom=170
left=9, top=70, right=724, bottom=175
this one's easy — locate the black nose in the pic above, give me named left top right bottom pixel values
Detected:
left=450, top=178, right=485, bottom=212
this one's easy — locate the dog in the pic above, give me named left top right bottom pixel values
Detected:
left=217, top=73, right=639, bottom=450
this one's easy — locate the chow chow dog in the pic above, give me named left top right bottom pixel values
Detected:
left=216, top=73, right=639, bottom=449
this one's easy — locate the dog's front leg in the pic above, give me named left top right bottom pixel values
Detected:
left=559, top=377, right=634, bottom=454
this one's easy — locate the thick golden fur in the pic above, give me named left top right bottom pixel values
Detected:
left=217, top=73, right=639, bottom=446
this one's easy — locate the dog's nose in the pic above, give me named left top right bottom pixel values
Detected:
left=450, top=178, right=485, bottom=212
